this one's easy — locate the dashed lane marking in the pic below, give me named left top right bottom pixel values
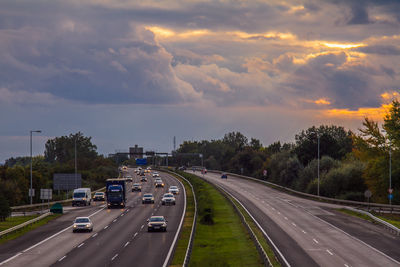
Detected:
left=134, top=232, right=138, bottom=237
left=302, top=230, right=307, bottom=234
left=141, top=225, right=144, bottom=229
left=58, top=256, right=66, bottom=262
left=327, top=250, right=333, bottom=256
left=104, top=225, right=109, bottom=229
left=77, top=243, right=84, bottom=248
left=92, top=233, right=98, bottom=237
left=124, top=241, right=130, bottom=247
left=284, top=217, right=288, bottom=220
left=111, top=254, right=118, bottom=261
left=313, top=238, right=319, bottom=244
left=113, top=219, right=117, bottom=222
left=292, top=223, right=297, bottom=227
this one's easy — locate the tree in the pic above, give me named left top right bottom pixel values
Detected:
left=222, top=132, right=248, bottom=152
left=294, top=125, right=353, bottom=166
left=0, top=194, right=11, bottom=221
left=44, top=132, right=97, bottom=164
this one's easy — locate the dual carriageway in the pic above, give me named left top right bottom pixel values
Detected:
left=1, top=168, right=400, bottom=266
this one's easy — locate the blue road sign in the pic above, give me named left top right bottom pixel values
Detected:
left=136, top=158, right=147, bottom=165
left=388, top=194, right=393, bottom=200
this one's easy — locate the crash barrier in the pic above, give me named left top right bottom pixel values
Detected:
left=11, top=187, right=106, bottom=212
left=344, top=207, right=400, bottom=236
left=208, top=181, right=275, bottom=267
left=0, top=212, right=51, bottom=238
left=207, top=170, right=400, bottom=212
left=164, top=170, right=198, bottom=267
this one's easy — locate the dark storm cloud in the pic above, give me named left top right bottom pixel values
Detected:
left=356, top=45, right=400, bottom=55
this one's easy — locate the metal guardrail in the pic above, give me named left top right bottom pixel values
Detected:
left=345, top=207, right=400, bottom=236
left=0, top=212, right=51, bottom=238
left=166, top=171, right=198, bottom=267
left=207, top=170, right=400, bottom=211
left=11, top=187, right=106, bottom=211
left=208, top=180, right=274, bottom=266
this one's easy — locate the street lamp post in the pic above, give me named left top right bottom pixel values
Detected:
left=317, top=133, right=320, bottom=197
left=30, top=130, right=41, bottom=205
left=382, top=129, right=392, bottom=205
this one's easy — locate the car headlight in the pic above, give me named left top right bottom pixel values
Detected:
left=86, top=224, right=90, bottom=228
left=83, top=198, right=86, bottom=201
left=73, top=225, right=77, bottom=228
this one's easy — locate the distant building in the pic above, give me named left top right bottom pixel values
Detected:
left=130, top=145, right=143, bottom=159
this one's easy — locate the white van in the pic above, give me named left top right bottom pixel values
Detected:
left=72, top=188, right=92, bottom=206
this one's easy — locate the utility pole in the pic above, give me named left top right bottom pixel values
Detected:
left=75, top=136, right=77, bottom=189
left=30, top=130, right=41, bottom=205
left=317, top=134, right=320, bottom=197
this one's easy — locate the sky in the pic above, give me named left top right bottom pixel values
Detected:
left=1, top=0, right=399, bottom=163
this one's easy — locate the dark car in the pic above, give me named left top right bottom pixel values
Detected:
left=141, top=176, right=148, bottom=182
left=221, top=173, right=228, bottom=179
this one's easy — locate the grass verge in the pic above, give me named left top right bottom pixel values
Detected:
left=177, top=171, right=263, bottom=267
left=169, top=172, right=195, bottom=267
left=0, top=214, right=61, bottom=245
left=229, top=196, right=281, bottom=267
left=371, top=212, right=400, bottom=229
left=0, top=215, right=39, bottom=232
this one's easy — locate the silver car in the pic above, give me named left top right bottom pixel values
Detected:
left=168, top=186, right=179, bottom=195
left=161, top=193, right=176, bottom=205
left=147, top=216, right=167, bottom=232
left=73, top=217, right=93, bottom=233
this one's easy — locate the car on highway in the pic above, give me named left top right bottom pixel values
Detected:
left=221, top=173, right=228, bottom=179
left=147, top=216, right=167, bottom=232
left=73, top=217, right=93, bottom=233
left=125, top=175, right=133, bottom=182
left=92, top=192, right=106, bottom=201
left=132, top=183, right=142, bottom=192
left=168, top=186, right=179, bottom=195
left=141, top=176, right=148, bottom=182
left=161, top=193, right=176, bottom=205
left=152, top=172, right=160, bottom=177
left=155, top=180, right=164, bottom=188
left=142, top=193, right=155, bottom=204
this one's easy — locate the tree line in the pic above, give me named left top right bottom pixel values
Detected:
left=0, top=132, right=118, bottom=210
left=176, top=100, right=400, bottom=204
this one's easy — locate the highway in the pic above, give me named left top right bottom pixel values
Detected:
left=0, top=170, right=185, bottom=267
left=196, top=171, right=400, bottom=267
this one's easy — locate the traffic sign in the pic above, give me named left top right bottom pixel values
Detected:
left=364, top=190, right=372, bottom=198
left=263, top=170, right=267, bottom=176
left=388, top=188, right=393, bottom=194
left=136, top=158, right=147, bottom=165
left=388, top=194, right=393, bottom=200
left=28, top=188, right=35, bottom=197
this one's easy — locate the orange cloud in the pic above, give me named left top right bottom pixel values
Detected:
left=314, top=98, right=331, bottom=105
left=321, top=104, right=391, bottom=120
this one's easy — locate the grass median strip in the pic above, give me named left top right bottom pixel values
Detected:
left=0, top=214, right=61, bottom=245
left=178, top=171, right=263, bottom=267
left=169, top=172, right=195, bottom=267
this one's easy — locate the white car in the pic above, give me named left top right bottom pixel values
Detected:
left=162, top=193, right=176, bottom=205
left=169, top=186, right=179, bottom=195
left=73, top=217, right=93, bottom=233
left=152, top=172, right=160, bottom=177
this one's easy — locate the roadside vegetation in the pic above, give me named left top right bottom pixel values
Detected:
left=177, top=171, right=263, bottom=267
left=0, top=214, right=60, bottom=245
left=174, top=99, right=400, bottom=205
left=169, top=171, right=196, bottom=266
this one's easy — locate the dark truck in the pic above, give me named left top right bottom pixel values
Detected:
left=106, top=178, right=127, bottom=208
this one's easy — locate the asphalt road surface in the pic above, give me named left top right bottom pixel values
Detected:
left=195, top=171, right=400, bottom=267
left=0, top=170, right=185, bottom=267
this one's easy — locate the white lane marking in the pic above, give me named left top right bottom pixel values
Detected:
left=313, top=238, right=319, bottom=244
left=127, top=209, right=130, bottom=212
left=92, top=233, right=98, bottom=237
left=301, top=230, right=307, bottom=234
left=104, top=225, right=109, bottom=229
left=154, top=208, right=157, bottom=211
left=327, top=249, right=333, bottom=255
left=277, top=212, right=281, bottom=215
left=111, top=254, right=118, bottom=261
left=113, top=219, right=117, bottom=222
left=134, top=232, right=138, bottom=237
left=58, top=256, right=66, bottom=262
left=344, top=264, right=350, bottom=267
left=151, top=213, right=154, bottom=216
left=124, top=241, right=130, bottom=247
left=121, top=214, right=124, bottom=217
left=284, top=217, right=288, bottom=220
left=77, top=243, right=84, bottom=248
left=271, top=207, right=276, bottom=211
left=292, top=223, right=297, bottom=227
left=0, top=253, right=22, bottom=265
left=141, top=225, right=144, bottom=229
left=262, top=200, right=265, bottom=203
